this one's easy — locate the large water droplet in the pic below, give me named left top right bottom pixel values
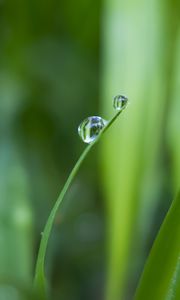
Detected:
left=78, top=116, right=107, bottom=144
left=113, top=95, right=128, bottom=111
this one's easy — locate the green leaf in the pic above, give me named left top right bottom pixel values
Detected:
left=33, top=110, right=124, bottom=299
left=100, top=0, right=166, bottom=298
left=135, top=191, right=180, bottom=300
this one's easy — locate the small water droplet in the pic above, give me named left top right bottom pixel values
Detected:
left=113, top=95, right=128, bottom=111
left=78, top=116, right=107, bottom=144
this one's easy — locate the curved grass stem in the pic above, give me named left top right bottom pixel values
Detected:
left=33, top=110, right=123, bottom=299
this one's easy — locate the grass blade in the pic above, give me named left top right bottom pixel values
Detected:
left=33, top=110, right=124, bottom=299
left=135, top=191, right=180, bottom=300
left=100, top=0, right=166, bottom=298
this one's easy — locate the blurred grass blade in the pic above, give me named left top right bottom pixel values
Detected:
left=167, top=29, right=180, bottom=192
left=135, top=191, right=180, bottom=300
left=101, top=0, right=165, bottom=299
left=0, top=73, right=33, bottom=299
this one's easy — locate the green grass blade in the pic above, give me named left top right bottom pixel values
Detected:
left=33, top=142, right=94, bottom=298
left=100, top=0, right=165, bottom=298
left=135, top=191, right=180, bottom=300
left=33, top=110, right=124, bottom=299
left=167, top=30, right=180, bottom=192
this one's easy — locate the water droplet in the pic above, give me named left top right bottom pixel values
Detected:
left=113, top=95, right=128, bottom=111
left=78, top=116, right=107, bottom=144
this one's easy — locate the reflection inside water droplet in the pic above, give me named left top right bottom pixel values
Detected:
left=113, top=95, right=128, bottom=111
left=78, top=116, right=107, bottom=144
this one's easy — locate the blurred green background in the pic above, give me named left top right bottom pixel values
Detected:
left=0, top=0, right=179, bottom=299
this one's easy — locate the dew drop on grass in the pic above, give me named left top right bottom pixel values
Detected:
left=78, top=116, right=108, bottom=144
left=113, top=95, right=128, bottom=111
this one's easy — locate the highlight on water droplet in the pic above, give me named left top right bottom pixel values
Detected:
left=78, top=116, right=108, bottom=144
left=113, top=94, right=128, bottom=111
